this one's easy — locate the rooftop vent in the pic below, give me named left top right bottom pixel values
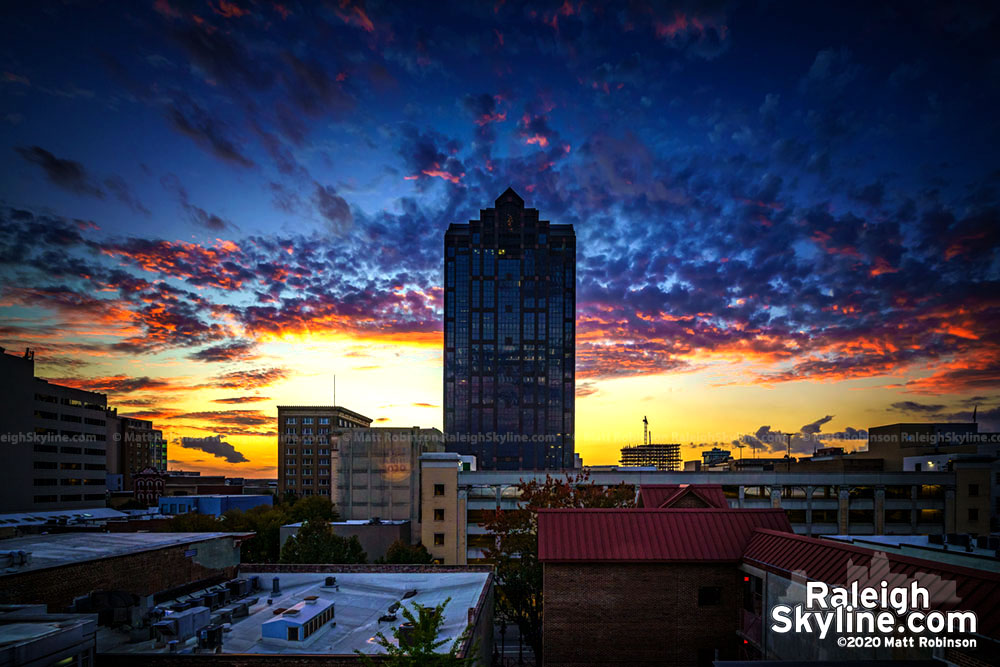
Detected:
left=272, top=608, right=287, bottom=615
left=402, top=589, right=417, bottom=599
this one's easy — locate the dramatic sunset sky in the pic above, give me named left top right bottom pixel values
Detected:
left=1, top=1, right=998, bottom=475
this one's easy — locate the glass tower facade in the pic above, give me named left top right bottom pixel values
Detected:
left=444, top=188, right=575, bottom=469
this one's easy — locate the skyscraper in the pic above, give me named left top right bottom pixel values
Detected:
left=444, top=188, right=576, bottom=469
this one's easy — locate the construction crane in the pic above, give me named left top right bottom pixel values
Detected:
left=643, top=416, right=649, bottom=446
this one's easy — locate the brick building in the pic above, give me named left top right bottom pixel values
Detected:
left=538, top=506, right=792, bottom=666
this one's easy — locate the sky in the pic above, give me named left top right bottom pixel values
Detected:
left=1, top=0, right=999, bottom=476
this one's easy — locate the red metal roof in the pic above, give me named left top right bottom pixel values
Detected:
left=538, top=508, right=792, bottom=562
left=743, top=530, right=1000, bottom=636
left=638, top=484, right=730, bottom=509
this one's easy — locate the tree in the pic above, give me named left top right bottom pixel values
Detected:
left=357, top=597, right=476, bottom=666
left=376, top=540, right=434, bottom=564
left=280, top=519, right=367, bottom=564
left=482, top=473, right=635, bottom=662
left=156, top=512, right=223, bottom=532
left=221, top=505, right=291, bottom=563
left=288, top=494, right=340, bottom=524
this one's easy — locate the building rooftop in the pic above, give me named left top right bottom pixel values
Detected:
left=276, top=405, right=373, bottom=423
left=0, top=532, right=250, bottom=577
left=538, top=508, right=791, bottom=563
left=0, top=507, right=126, bottom=528
left=637, top=484, right=730, bottom=509
left=100, top=570, right=491, bottom=656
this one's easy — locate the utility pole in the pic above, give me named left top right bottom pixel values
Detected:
left=785, top=432, right=792, bottom=473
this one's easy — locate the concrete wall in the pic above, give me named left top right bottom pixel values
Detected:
left=543, top=562, right=742, bottom=667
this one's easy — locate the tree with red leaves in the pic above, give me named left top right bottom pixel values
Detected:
left=481, top=472, right=635, bottom=662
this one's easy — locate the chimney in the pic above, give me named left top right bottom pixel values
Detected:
left=272, top=577, right=281, bottom=595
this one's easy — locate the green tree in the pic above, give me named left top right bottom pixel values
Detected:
left=156, top=512, right=223, bottom=532
left=280, top=519, right=367, bottom=564
left=221, top=505, right=291, bottom=562
left=482, top=473, right=635, bottom=662
left=357, top=597, right=476, bottom=666
left=288, top=494, right=340, bottom=524
left=376, top=540, right=434, bottom=564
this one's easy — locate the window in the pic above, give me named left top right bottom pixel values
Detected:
left=968, top=483, right=979, bottom=497
left=969, top=508, right=979, bottom=521
left=303, top=417, right=314, bottom=424
left=434, top=533, right=445, bottom=546
left=434, top=508, right=445, bottom=521
left=286, top=417, right=297, bottom=425
left=698, top=586, right=722, bottom=606
left=434, top=484, right=445, bottom=497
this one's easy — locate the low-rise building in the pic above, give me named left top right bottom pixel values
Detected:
left=0, top=604, right=97, bottom=667
left=98, top=566, right=494, bottom=665
left=158, top=495, right=272, bottom=517
left=280, top=519, right=410, bottom=562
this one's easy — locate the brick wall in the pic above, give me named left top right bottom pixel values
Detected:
left=543, top=562, right=741, bottom=667
left=0, top=537, right=242, bottom=611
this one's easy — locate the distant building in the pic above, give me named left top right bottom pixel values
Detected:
left=277, top=405, right=373, bottom=499
left=158, top=494, right=272, bottom=517
left=106, top=415, right=167, bottom=491
left=702, top=447, right=731, bottom=466
left=132, top=467, right=167, bottom=506
left=619, top=443, right=681, bottom=470
left=444, top=187, right=577, bottom=470
left=0, top=347, right=111, bottom=512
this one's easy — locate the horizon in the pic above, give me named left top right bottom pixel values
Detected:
left=2, top=1, right=998, bottom=477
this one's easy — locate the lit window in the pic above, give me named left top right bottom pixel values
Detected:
left=434, top=533, right=445, bottom=546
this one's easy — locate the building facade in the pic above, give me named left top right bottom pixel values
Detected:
left=0, top=347, right=110, bottom=512
left=106, top=415, right=167, bottom=492
left=443, top=187, right=576, bottom=470
left=421, top=460, right=993, bottom=564
left=277, top=405, right=373, bottom=498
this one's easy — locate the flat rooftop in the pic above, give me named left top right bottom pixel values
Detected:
left=100, top=571, right=491, bottom=656
left=0, top=532, right=247, bottom=577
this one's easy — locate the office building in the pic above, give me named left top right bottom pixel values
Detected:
left=106, top=415, right=167, bottom=492
left=619, top=442, right=681, bottom=470
left=0, top=347, right=111, bottom=512
left=276, top=405, right=372, bottom=498
left=444, top=187, right=576, bottom=470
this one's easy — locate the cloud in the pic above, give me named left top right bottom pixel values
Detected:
left=188, top=339, right=259, bottom=362
left=890, top=401, right=946, bottom=414
left=15, top=146, right=104, bottom=197
left=166, top=97, right=254, bottom=167
left=212, top=395, right=270, bottom=404
left=160, top=173, right=234, bottom=231
left=211, top=367, right=289, bottom=389
left=313, top=182, right=353, bottom=233
left=177, top=434, right=249, bottom=463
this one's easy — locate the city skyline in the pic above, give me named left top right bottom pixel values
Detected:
left=2, top=1, right=999, bottom=477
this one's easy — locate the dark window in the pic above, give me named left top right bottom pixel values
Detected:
left=434, top=533, right=445, bottom=546
left=433, top=484, right=445, bottom=497
left=434, top=508, right=444, bottom=521
left=968, top=484, right=979, bottom=497
left=698, top=586, right=722, bottom=606
left=968, top=508, right=979, bottom=521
